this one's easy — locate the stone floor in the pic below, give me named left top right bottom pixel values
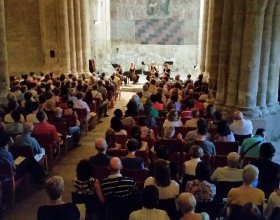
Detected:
left=2, top=91, right=135, bottom=220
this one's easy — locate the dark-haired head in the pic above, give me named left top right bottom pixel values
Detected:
left=76, top=159, right=93, bottom=181
left=153, top=159, right=171, bottom=187
left=110, top=117, right=123, bottom=132
left=195, top=162, right=211, bottom=181
left=259, top=142, right=275, bottom=160
left=217, top=120, right=231, bottom=136
left=142, top=185, right=159, bottom=209
left=126, top=138, right=140, bottom=152
left=255, top=128, right=266, bottom=137
left=114, top=109, right=123, bottom=118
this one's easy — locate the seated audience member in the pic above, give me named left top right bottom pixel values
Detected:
left=114, top=108, right=136, bottom=128
left=14, top=122, right=45, bottom=159
left=126, top=99, right=138, bottom=117
left=5, top=110, right=24, bottom=135
left=142, top=84, right=152, bottom=99
left=265, top=191, right=280, bottom=220
left=130, top=126, right=148, bottom=151
left=89, top=138, right=111, bottom=167
left=227, top=165, right=265, bottom=207
left=37, top=176, right=80, bottom=220
left=269, top=207, right=280, bottom=220
left=144, top=99, right=159, bottom=119
left=144, top=159, right=179, bottom=200
left=152, top=145, right=177, bottom=180
left=186, top=162, right=216, bottom=202
left=0, top=131, right=45, bottom=185
left=73, top=159, right=104, bottom=219
left=214, top=120, right=235, bottom=142
left=177, top=192, right=210, bottom=220
left=183, top=145, right=204, bottom=176
left=184, top=118, right=207, bottom=141
left=105, top=128, right=122, bottom=149
left=110, top=116, right=127, bottom=135
left=63, top=100, right=80, bottom=126
left=129, top=185, right=170, bottom=220
left=207, top=110, right=222, bottom=129
left=251, top=142, right=280, bottom=198
left=26, top=102, right=39, bottom=123
left=74, top=91, right=91, bottom=116
left=33, top=111, right=63, bottom=145
left=4, top=101, right=25, bottom=123
left=211, top=152, right=243, bottom=182
left=131, top=94, right=144, bottom=111
left=185, top=109, right=199, bottom=128
left=101, top=157, right=137, bottom=220
left=94, top=84, right=109, bottom=118
left=138, top=117, right=156, bottom=141
left=166, top=94, right=181, bottom=112
left=163, top=109, right=183, bottom=128
left=228, top=202, right=265, bottom=220
left=240, top=128, right=266, bottom=158
left=204, top=104, right=215, bottom=120
left=185, top=125, right=216, bottom=156
left=230, top=111, right=253, bottom=144
left=121, top=138, right=144, bottom=169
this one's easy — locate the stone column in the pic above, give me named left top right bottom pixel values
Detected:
left=237, top=0, right=268, bottom=116
left=57, top=0, right=71, bottom=74
left=225, top=0, right=245, bottom=110
left=257, top=0, right=276, bottom=115
left=74, top=0, right=83, bottom=73
left=199, top=0, right=210, bottom=72
left=68, top=0, right=77, bottom=75
left=215, top=0, right=234, bottom=108
left=267, top=0, right=280, bottom=113
left=205, top=0, right=223, bottom=103
left=0, top=0, right=9, bottom=103
left=105, top=0, right=111, bottom=58
left=80, top=0, right=91, bottom=75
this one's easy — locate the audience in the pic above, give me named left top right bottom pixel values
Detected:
left=163, top=109, right=183, bottom=128
left=89, top=138, right=111, bottom=167
left=183, top=145, right=204, bottom=176
left=121, top=138, right=144, bottom=169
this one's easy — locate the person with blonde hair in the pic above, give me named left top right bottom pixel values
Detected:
left=183, top=145, right=204, bottom=176
left=37, top=176, right=81, bottom=220
left=177, top=192, right=210, bottom=220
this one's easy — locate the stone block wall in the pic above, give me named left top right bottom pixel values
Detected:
left=110, top=0, right=201, bottom=75
left=5, top=0, right=43, bottom=74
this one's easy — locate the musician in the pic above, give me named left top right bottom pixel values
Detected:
left=147, top=62, right=159, bottom=81
left=159, top=63, right=171, bottom=79
left=129, top=62, right=139, bottom=84
left=116, top=64, right=128, bottom=86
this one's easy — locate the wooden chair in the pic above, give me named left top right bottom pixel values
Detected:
left=214, top=141, right=239, bottom=155
left=0, top=163, right=29, bottom=206
left=10, top=146, right=48, bottom=171
left=73, top=108, right=88, bottom=134
left=92, top=166, right=110, bottom=181
left=115, top=135, right=127, bottom=148
left=155, top=139, right=185, bottom=154
left=106, top=149, right=128, bottom=158
left=62, top=114, right=77, bottom=127
left=242, top=156, right=258, bottom=167
left=122, top=168, right=149, bottom=188
left=175, top=126, right=196, bottom=137
left=135, top=151, right=150, bottom=167
left=211, top=155, right=228, bottom=171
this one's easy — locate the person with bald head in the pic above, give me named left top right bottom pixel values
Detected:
left=101, top=157, right=137, bottom=220
left=229, top=111, right=253, bottom=144
left=89, top=138, right=111, bottom=167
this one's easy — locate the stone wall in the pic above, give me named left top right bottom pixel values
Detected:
left=5, top=0, right=43, bottom=74
left=110, top=0, right=201, bottom=75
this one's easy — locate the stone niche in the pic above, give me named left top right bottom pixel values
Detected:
left=110, top=0, right=201, bottom=75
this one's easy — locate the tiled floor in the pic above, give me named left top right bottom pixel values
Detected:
left=2, top=91, right=135, bottom=220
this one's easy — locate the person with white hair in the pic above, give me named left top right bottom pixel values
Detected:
left=177, top=192, right=210, bottom=220
left=89, top=138, right=111, bottom=167
left=37, top=176, right=80, bottom=220
left=211, top=152, right=243, bottom=182
left=229, top=111, right=253, bottom=144
left=227, top=165, right=265, bottom=207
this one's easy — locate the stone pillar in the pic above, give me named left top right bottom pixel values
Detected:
left=74, top=0, right=83, bottom=73
left=267, top=0, right=280, bottom=113
left=68, top=0, right=77, bottom=75
left=225, top=0, right=245, bottom=110
left=237, top=0, right=268, bottom=116
left=80, top=0, right=91, bottom=75
left=0, top=0, right=9, bottom=103
left=215, top=0, right=234, bottom=108
left=57, top=0, right=71, bottom=74
left=205, top=0, right=223, bottom=103
left=257, top=0, right=276, bottom=115
left=199, top=0, right=210, bottom=72
left=105, top=0, right=111, bottom=58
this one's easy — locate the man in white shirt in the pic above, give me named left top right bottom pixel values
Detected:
left=74, top=91, right=90, bottom=114
left=129, top=185, right=170, bottom=220
left=229, top=111, right=253, bottom=136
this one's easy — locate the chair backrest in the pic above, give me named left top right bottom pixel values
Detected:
left=181, top=111, right=192, bottom=118
left=157, top=198, right=179, bottom=220
left=242, top=156, right=258, bottom=167
left=215, top=181, right=243, bottom=202
left=93, top=98, right=101, bottom=109
left=211, top=155, right=228, bottom=171
left=62, top=114, right=77, bottom=127
left=51, top=121, right=68, bottom=139
left=175, top=126, right=196, bottom=137
left=115, top=135, right=127, bottom=148
left=10, top=146, right=34, bottom=159
left=121, top=168, right=149, bottom=188
left=73, top=108, right=87, bottom=122
left=32, top=133, right=56, bottom=147
left=234, top=134, right=251, bottom=145
left=106, top=149, right=128, bottom=158
left=214, top=141, right=239, bottom=155
left=135, top=151, right=150, bottom=167
left=155, top=139, right=185, bottom=154
left=92, top=166, right=110, bottom=181
left=0, top=163, right=14, bottom=178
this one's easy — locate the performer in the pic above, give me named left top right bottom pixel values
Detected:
left=116, top=64, right=128, bottom=86
left=129, top=62, right=139, bottom=84
left=147, top=61, right=159, bottom=81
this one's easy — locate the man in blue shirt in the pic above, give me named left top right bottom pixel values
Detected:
left=0, top=131, right=14, bottom=167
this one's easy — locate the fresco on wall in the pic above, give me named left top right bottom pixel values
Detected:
left=146, top=0, right=171, bottom=17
